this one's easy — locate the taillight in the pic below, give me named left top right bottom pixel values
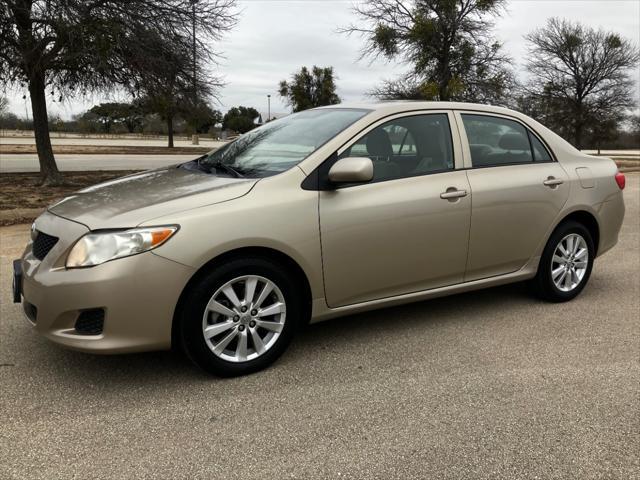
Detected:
left=615, top=172, right=626, bottom=190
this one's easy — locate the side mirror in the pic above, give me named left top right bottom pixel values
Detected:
left=328, top=157, right=373, bottom=184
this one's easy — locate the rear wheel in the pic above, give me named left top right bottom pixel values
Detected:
left=179, top=257, right=300, bottom=376
left=531, top=221, right=594, bottom=302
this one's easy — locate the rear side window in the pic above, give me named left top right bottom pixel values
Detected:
left=462, top=114, right=533, bottom=167
left=529, top=133, right=553, bottom=162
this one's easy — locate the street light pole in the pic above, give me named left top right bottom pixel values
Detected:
left=191, top=0, right=199, bottom=145
left=267, top=94, right=271, bottom=122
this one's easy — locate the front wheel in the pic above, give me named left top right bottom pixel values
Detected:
left=530, top=221, right=595, bottom=302
left=179, top=257, right=301, bottom=376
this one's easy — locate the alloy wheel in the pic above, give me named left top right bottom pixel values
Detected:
left=201, top=275, right=286, bottom=362
left=550, top=233, right=589, bottom=292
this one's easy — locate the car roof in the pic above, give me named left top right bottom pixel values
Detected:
left=317, top=101, right=518, bottom=117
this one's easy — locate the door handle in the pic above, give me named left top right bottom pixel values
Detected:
left=543, top=177, right=564, bottom=187
left=440, top=188, right=468, bottom=200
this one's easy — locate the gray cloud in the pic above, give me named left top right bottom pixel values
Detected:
left=5, top=0, right=639, bottom=118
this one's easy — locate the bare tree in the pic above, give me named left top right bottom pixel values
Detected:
left=340, top=0, right=514, bottom=103
left=125, top=27, right=222, bottom=147
left=0, top=96, right=8, bottom=117
left=0, top=0, right=237, bottom=185
left=525, top=18, right=639, bottom=149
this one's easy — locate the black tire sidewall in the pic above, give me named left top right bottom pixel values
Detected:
left=179, top=257, right=301, bottom=376
left=536, top=221, right=594, bottom=302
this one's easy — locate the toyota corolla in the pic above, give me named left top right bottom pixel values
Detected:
left=13, top=102, right=626, bottom=376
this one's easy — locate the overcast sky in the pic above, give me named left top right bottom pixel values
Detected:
left=4, top=0, right=640, bottom=119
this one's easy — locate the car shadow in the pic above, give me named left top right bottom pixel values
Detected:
left=301, top=282, right=530, bottom=343
left=23, top=281, right=533, bottom=389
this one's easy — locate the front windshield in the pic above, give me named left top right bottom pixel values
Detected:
left=200, top=108, right=370, bottom=178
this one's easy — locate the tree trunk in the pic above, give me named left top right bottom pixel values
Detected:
left=439, top=82, right=450, bottom=101
left=574, top=101, right=584, bottom=151
left=438, top=45, right=451, bottom=101
left=167, top=115, right=174, bottom=148
left=438, top=68, right=450, bottom=101
left=28, top=73, right=64, bottom=186
left=574, top=123, right=583, bottom=151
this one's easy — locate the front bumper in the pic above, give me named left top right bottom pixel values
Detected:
left=17, top=211, right=194, bottom=354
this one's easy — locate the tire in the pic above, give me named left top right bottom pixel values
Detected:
left=179, top=256, right=301, bottom=377
left=530, top=220, right=595, bottom=302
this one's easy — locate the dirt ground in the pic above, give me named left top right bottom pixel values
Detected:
left=0, top=144, right=210, bottom=155
left=0, top=171, right=139, bottom=225
left=616, top=159, right=640, bottom=172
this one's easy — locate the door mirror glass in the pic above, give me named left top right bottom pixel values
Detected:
left=328, top=157, right=374, bottom=184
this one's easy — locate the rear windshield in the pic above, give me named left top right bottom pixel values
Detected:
left=201, top=108, right=370, bottom=178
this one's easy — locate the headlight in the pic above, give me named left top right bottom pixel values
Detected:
left=66, top=226, right=178, bottom=268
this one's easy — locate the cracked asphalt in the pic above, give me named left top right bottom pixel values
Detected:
left=1, top=175, right=638, bottom=479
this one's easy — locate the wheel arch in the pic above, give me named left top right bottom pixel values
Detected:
left=171, top=246, right=313, bottom=349
left=554, top=210, right=600, bottom=255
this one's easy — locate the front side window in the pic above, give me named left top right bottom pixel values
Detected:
left=339, top=113, right=453, bottom=183
left=462, top=114, right=534, bottom=167
left=200, top=108, right=369, bottom=178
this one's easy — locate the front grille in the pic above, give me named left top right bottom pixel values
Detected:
left=75, top=309, right=105, bottom=335
left=32, top=231, right=59, bottom=260
left=23, top=301, right=37, bottom=323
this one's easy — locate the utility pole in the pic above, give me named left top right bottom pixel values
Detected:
left=191, top=0, right=199, bottom=145
left=267, top=94, right=271, bottom=122
left=24, top=95, right=30, bottom=123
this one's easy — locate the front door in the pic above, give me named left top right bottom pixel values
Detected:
left=319, top=112, right=472, bottom=307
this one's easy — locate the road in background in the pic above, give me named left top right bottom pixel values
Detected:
left=0, top=134, right=226, bottom=149
left=0, top=134, right=226, bottom=172
left=0, top=154, right=197, bottom=172
left=0, top=176, right=638, bottom=479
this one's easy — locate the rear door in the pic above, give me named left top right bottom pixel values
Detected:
left=456, top=112, right=570, bottom=281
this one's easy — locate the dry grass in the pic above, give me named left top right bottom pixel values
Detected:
left=0, top=171, right=139, bottom=226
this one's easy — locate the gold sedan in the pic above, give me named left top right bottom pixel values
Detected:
left=13, top=102, right=626, bottom=376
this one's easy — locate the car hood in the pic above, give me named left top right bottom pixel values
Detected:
left=48, top=166, right=257, bottom=229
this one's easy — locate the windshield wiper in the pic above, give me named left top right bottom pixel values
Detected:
left=199, top=158, right=244, bottom=178
left=212, top=162, right=244, bottom=178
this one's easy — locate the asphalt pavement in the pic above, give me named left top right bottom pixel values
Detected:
left=0, top=176, right=638, bottom=479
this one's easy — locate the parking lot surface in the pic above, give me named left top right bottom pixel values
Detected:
left=0, top=175, right=638, bottom=479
